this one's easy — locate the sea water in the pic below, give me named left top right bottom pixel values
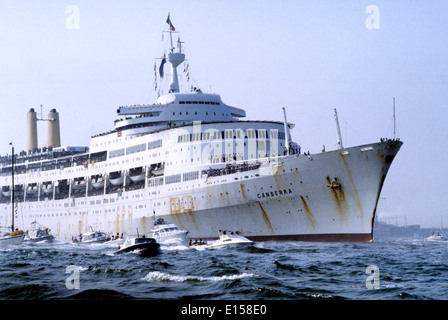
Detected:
left=1, top=238, right=447, bottom=300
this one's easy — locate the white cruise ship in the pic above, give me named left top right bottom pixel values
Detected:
left=0, top=17, right=402, bottom=242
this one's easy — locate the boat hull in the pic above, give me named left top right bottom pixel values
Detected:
left=115, top=242, right=160, bottom=256
left=0, top=234, right=25, bottom=246
left=27, top=235, right=55, bottom=242
left=153, top=232, right=188, bottom=244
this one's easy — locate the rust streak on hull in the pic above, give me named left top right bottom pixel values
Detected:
left=300, top=196, right=316, bottom=228
left=339, top=157, right=364, bottom=219
left=257, top=202, right=274, bottom=233
left=326, top=177, right=348, bottom=223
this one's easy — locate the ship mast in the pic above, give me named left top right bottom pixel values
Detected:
left=393, top=97, right=396, bottom=140
left=282, top=107, right=291, bottom=154
left=334, top=108, right=344, bottom=149
left=9, top=142, right=15, bottom=232
left=164, top=13, right=184, bottom=93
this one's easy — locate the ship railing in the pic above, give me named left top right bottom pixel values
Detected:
left=201, top=162, right=261, bottom=178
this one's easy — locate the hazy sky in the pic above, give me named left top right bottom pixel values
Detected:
left=1, top=1, right=447, bottom=228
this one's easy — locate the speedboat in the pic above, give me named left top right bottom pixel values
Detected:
left=74, top=230, right=111, bottom=244
left=0, top=230, right=25, bottom=246
left=425, top=233, right=447, bottom=241
left=114, top=236, right=160, bottom=256
left=26, top=221, right=55, bottom=242
left=149, top=218, right=188, bottom=245
left=189, top=230, right=253, bottom=249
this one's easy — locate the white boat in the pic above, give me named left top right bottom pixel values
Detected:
left=26, top=184, right=40, bottom=195
left=25, top=221, right=55, bottom=242
left=0, top=231, right=25, bottom=246
left=91, top=176, right=109, bottom=189
left=74, top=229, right=111, bottom=244
left=425, top=233, right=447, bottom=241
left=0, top=144, right=25, bottom=246
left=109, top=171, right=130, bottom=186
left=150, top=218, right=188, bottom=245
left=1, top=190, right=11, bottom=198
left=114, top=236, right=160, bottom=256
left=42, top=183, right=53, bottom=195
left=1, top=186, right=11, bottom=198
left=72, top=178, right=87, bottom=191
left=129, top=167, right=146, bottom=183
left=151, top=165, right=164, bottom=177
left=189, top=230, right=253, bottom=249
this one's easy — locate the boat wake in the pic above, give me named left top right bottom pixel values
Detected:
left=141, top=271, right=257, bottom=283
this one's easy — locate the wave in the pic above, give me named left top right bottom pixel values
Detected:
left=141, top=271, right=257, bottom=283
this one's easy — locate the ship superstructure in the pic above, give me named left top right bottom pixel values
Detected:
left=0, top=17, right=402, bottom=241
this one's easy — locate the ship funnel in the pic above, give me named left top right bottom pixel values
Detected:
left=27, top=108, right=38, bottom=153
left=46, top=108, right=61, bottom=149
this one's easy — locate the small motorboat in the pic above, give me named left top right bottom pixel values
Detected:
left=114, top=236, right=160, bottom=257
left=26, top=221, right=55, bottom=242
left=74, top=229, right=111, bottom=244
left=189, top=230, right=253, bottom=249
left=425, top=233, right=447, bottom=241
left=149, top=218, right=188, bottom=245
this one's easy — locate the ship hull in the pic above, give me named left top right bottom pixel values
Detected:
left=155, top=141, right=400, bottom=242
left=1, top=140, right=402, bottom=242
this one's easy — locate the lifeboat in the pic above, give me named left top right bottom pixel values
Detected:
left=109, top=171, right=130, bottom=186
left=26, top=183, right=41, bottom=195
left=1, top=187, right=11, bottom=198
left=72, top=177, right=88, bottom=191
left=129, top=167, right=145, bottom=183
left=150, top=163, right=165, bottom=177
left=91, top=175, right=109, bottom=189
left=42, top=182, right=54, bottom=194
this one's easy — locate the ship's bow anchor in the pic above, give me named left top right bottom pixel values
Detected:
left=327, top=176, right=341, bottom=189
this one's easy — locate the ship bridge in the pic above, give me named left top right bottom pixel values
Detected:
left=115, top=88, right=246, bottom=136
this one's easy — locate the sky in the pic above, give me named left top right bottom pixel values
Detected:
left=0, top=0, right=447, bottom=228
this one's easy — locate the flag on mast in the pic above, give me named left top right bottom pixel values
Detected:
left=166, top=14, right=175, bottom=31
left=159, top=57, right=166, bottom=78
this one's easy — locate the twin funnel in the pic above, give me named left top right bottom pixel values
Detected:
left=26, top=108, right=61, bottom=153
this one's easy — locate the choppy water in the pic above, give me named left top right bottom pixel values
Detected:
left=1, top=238, right=447, bottom=301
